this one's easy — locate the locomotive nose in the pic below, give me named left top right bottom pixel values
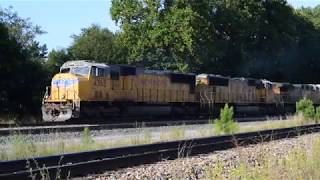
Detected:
left=51, top=74, right=79, bottom=100
left=42, top=73, right=80, bottom=122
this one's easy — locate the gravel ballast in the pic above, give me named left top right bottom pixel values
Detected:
left=0, top=121, right=271, bottom=146
left=81, top=133, right=320, bottom=180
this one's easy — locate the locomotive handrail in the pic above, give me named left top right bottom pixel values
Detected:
left=44, top=86, right=51, bottom=99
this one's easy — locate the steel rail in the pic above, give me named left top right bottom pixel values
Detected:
left=1, top=123, right=316, bottom=180
left=0, top=116, right=284, bottom=136
left=0, top=120, right=208, bottom=136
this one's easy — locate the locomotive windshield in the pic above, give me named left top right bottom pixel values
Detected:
left=60, top=68, right=70, bottom=73
left=60, top=66, right=90, bottom=76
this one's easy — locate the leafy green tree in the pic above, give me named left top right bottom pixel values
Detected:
left=291, top=5, right=320, bottom=83
left=46, top=49, right=70, bottom=75
left=110, top=0, right=308, bottom=76
left=0, top=22, right=24, bottom=110
left=0, top=22, right=47, bottom=118
left=111, top=0, right=203, bottom=71
left=297, top=5, right=320, bottom=30
left=0, top=7, right=48, bottom=121
left=200, top=0, right=301, bottom=79
left=68, top=24, right=125, bottom=64
left=0, top=6, right=47, bottom=61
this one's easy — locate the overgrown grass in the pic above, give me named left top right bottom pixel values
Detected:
left=1, top=115, right=318, bottom=161
left=206, top=137, right=320, bottom=179
left=0, top=114, right=18, bottom=125
left=198, top=114, right=311, bottom=137
left=240, top=114, right=308, bottom=133
left=160, top=126, right=186, bottom=141
left=0, top=128, right=155, bottom=161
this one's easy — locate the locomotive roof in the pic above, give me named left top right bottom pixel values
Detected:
left=144, top=69, right=195, bottom=76
left=144, top=69, right=169, bottom=75
left=261, top=79, right=274, bottom=84
left=233, top=77, right=248, bottom=81
left=61, top=60, right=109, bottom=68
left=197, top=74, right=229, bottom=79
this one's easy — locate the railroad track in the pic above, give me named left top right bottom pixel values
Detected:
left=0, top=123, right=319, bottom=180
left=0, top=116, right=279, bottom=128
left=0, top=116, right=285, bottom=136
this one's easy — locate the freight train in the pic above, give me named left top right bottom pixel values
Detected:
left=41, top=60, right=320, bottom=122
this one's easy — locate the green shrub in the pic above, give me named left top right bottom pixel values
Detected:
left=215, top=104, right=239, bottom=135
left=315, top=107, right=320, bottom=123
left=296, top=98, right=315, bottom=121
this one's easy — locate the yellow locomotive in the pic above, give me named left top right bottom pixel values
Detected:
left=196, top=74, right=282, bottom=115
left=42, top=60, right=320, bottom=122
left=196, top=74, right=320, bottom=115
left=42, top=60, right=197, bottom=122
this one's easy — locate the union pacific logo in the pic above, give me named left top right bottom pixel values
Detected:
left=52, top=79, right=79, bottom=87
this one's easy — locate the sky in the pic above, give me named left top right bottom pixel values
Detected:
left=0, top=0, right=319, bottom=52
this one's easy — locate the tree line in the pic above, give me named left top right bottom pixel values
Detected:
left=1, top=1, right=320, bottom=121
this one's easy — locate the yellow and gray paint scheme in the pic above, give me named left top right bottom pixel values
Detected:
left=42, top=60, right=320, bottom=122
left=42, top=60, right=197, bottom=122
left=42, top=61, right=109, bottom=121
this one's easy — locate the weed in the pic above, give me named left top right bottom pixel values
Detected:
left=160, top=127, right=186, bottom=141
left=10, top=134, right=29, bottom=159
left=240, top=114, right=307, bottom=133
left=315, top=106, right=320, bottom=123
left=129, top=134, right=141, bottom=145
left=56, top=140, right=65, bottom=154
left=208, top=119, right=215, bottom=125
left=177, top=141, right=194, bottom=159
left=296, top=98, right=315, bottom=121
left=26, top=157, right=65, bottom=180
left=128, top=127, right=151, bottom=145
left=230, top=162, right=249, bottom=179
left=206, top=136, right=320, bottom=179
left=198, top=129, right=213, bottom=137
left=171, top=127, right=185, bottom=139
left=206, top=159, right=224, bottom=180
left=81, top=127, right=93, bottom=144
left=214, top=104, right=239, bottom=135
left=143, top=129, right=152, bottom=144
left=0, top=145, right=7, bottom=160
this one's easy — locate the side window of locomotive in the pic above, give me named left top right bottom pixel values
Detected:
left=97, top=68, right=105, bottom=77
left=91, top=66, right=106, bottom=77
left=91, top=66, right=97, bottom=77
left=91, top=66, right=111, bottom=77
left=104, top=68, right=110, bottom=77
left=110, top=69, right=119, bottom=80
